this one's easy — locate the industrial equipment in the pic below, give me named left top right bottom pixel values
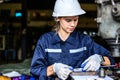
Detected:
left=95, top=0, right=120, bottom=79
left=95, top=0, right=120, bottom=57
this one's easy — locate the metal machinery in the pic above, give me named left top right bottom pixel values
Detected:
left=95, top=0, right=120, bottom=56
left=95, top=0, right=120, bottom=79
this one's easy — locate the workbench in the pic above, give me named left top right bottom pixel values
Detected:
left=70, top=72, right=114, bottom=80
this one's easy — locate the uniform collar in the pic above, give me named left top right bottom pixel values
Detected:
left=51, top=32, right=61, bottom=44
left=52, top=31, right=78, bottom=44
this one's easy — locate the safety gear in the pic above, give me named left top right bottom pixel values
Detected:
left=53, top=63, right=73, bottom=80
left=30, top=31, right=115, bottom=80
left=81, top=54, right=104, bottom=71
left=52, top=0, right=86, bottom=17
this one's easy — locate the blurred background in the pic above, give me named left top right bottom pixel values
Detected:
left=0, top=0, right=98, bottom=62
left=0, top=0, right=120, bottom=79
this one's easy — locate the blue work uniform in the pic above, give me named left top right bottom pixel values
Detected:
left=30, top=31, right=115, bottom=80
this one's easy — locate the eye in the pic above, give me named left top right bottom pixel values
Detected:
left=64, top=18, right=78, bottom=22
left=65, top=19, right=72, bottom=22
left=74, top=19, right=78, bottom=22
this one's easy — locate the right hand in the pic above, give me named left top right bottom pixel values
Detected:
left=81, top=54, right=103, bottom=71
left=53, top=63, right=73, bottom=80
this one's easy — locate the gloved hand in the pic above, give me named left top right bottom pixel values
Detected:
left=81, top=54, right=104, bottom=71
left=53, top=63, right=73, bottom=80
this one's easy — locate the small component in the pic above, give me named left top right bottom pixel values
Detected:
left=73, top=68, right=83, bottom=72
left=98, top=68, right=106, bottom=78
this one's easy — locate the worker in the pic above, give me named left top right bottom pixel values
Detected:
left=30, top=0, right=115, bottom=80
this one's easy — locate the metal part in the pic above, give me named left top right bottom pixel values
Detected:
left=71, top=71, right=97, bottom=76
left=101, top=65, right=116, bottom=68
left=96, top=0, right=120, bottom=57
left=112, top=28, right=120, bottom=57
left=96, top=0, right=120, bottom=39
left=99, top=68, right=106, bottom=78
left=111, top=0, right=120, bottom=22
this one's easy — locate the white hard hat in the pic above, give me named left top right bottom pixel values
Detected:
left=52, top=0, right=86, bottom=17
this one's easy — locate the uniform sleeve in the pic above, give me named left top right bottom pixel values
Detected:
left=30, top=37, right=48, bottom=80
left=85, top=35, right=115, bottom=65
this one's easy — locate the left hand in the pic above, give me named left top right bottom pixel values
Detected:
left=81, top=54, right=103, bottom=71
left=47, top=65, right=55, bottom=77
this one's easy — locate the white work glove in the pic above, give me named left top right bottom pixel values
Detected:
left=53, top=63, right=73, bottom=80
left=81, top=54, right=104, bottom=71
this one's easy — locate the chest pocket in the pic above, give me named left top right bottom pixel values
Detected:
left=45, top=48, right=62, bottom=64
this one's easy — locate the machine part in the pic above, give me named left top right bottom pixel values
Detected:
left=95, top=17, right=102, bottom=23
left=95, top=0, right=103, bottom=4
left=111, top=0, right=120, bottom=22
left=112, top=28, right=120, bottom=57
left=96, top=0, right=120, bottom=38
left=113, top=68, right=120, bottom=78
left=71, top=71, right=97, bottom=76
left=70, top=74, right=113, bottom=80
left=112, top=46, right=120, bottom=57
left=95, top=0, right=110, bottom=4
left=99, top=68, right=106, bottom=78
left=111, top=0, right=115, bottom=5
left=95, top=0, right=120, bottom=57
left=101, top=65, right=116, bottom=68
left=116, top=69, right=120, bottom=74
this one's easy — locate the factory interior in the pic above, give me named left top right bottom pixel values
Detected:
left=0, top=0, right=120, bottom=80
